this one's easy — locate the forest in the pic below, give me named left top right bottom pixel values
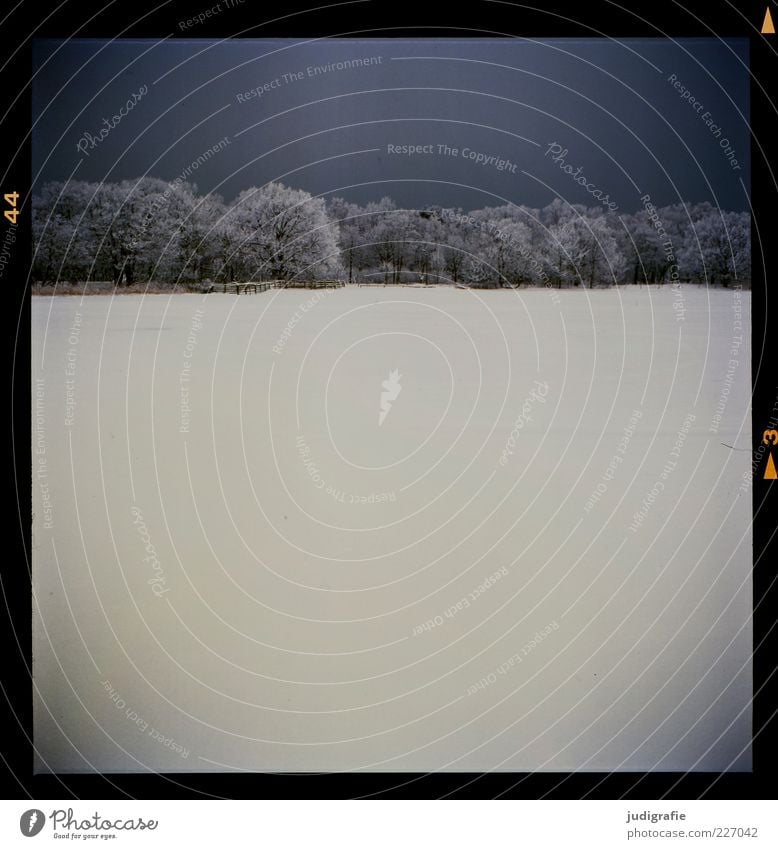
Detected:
left=32, top=178, right=751, bottom=289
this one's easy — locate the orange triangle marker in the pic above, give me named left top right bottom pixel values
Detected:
left=762, top=7, right=775, bottom=34
left=765, top=452, right=777, bottom=479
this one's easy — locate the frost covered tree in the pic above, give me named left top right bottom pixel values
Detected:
left=231, top=182, right=341, bottom=281
left=328, top=196, right=360, bottom=283
left=32, top=178, right=749, bottom=290
left=538, top=200, right=589, bottom=287
left=86, top=178, right=189, bottom=285
left=32, top=181, right=107, bottom=283
left=166, top=185, right=227, bottom=284
left=577, top=209, right=627, bottom=287
left=375, top=208, right=423, bottom=283
left=621, top=209, right=668, bottom=284
left=353, top=197, right=398, bottom=281
left=467, top=206, right=540, bottom=287
left=678, top=207, right=750, bottom=287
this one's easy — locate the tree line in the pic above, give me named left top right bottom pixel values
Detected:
left=32, top=178, right=750, bottom=289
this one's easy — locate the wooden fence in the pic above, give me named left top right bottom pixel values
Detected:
left=206, top=280, right=346, bottom=294
left=216, top=281, right=275, bottom=294
left=274, top=280, right=346, bottom=289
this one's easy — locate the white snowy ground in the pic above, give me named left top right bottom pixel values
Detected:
left=32, top=285, right=751, bottom=773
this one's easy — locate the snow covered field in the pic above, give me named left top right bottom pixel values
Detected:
left=32, top=285, right=751, bottom=772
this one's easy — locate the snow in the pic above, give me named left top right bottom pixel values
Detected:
left=32, top=285, right=751, bottom=772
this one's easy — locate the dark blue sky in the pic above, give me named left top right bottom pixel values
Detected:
left=32, top=38, right=749, bottom=212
